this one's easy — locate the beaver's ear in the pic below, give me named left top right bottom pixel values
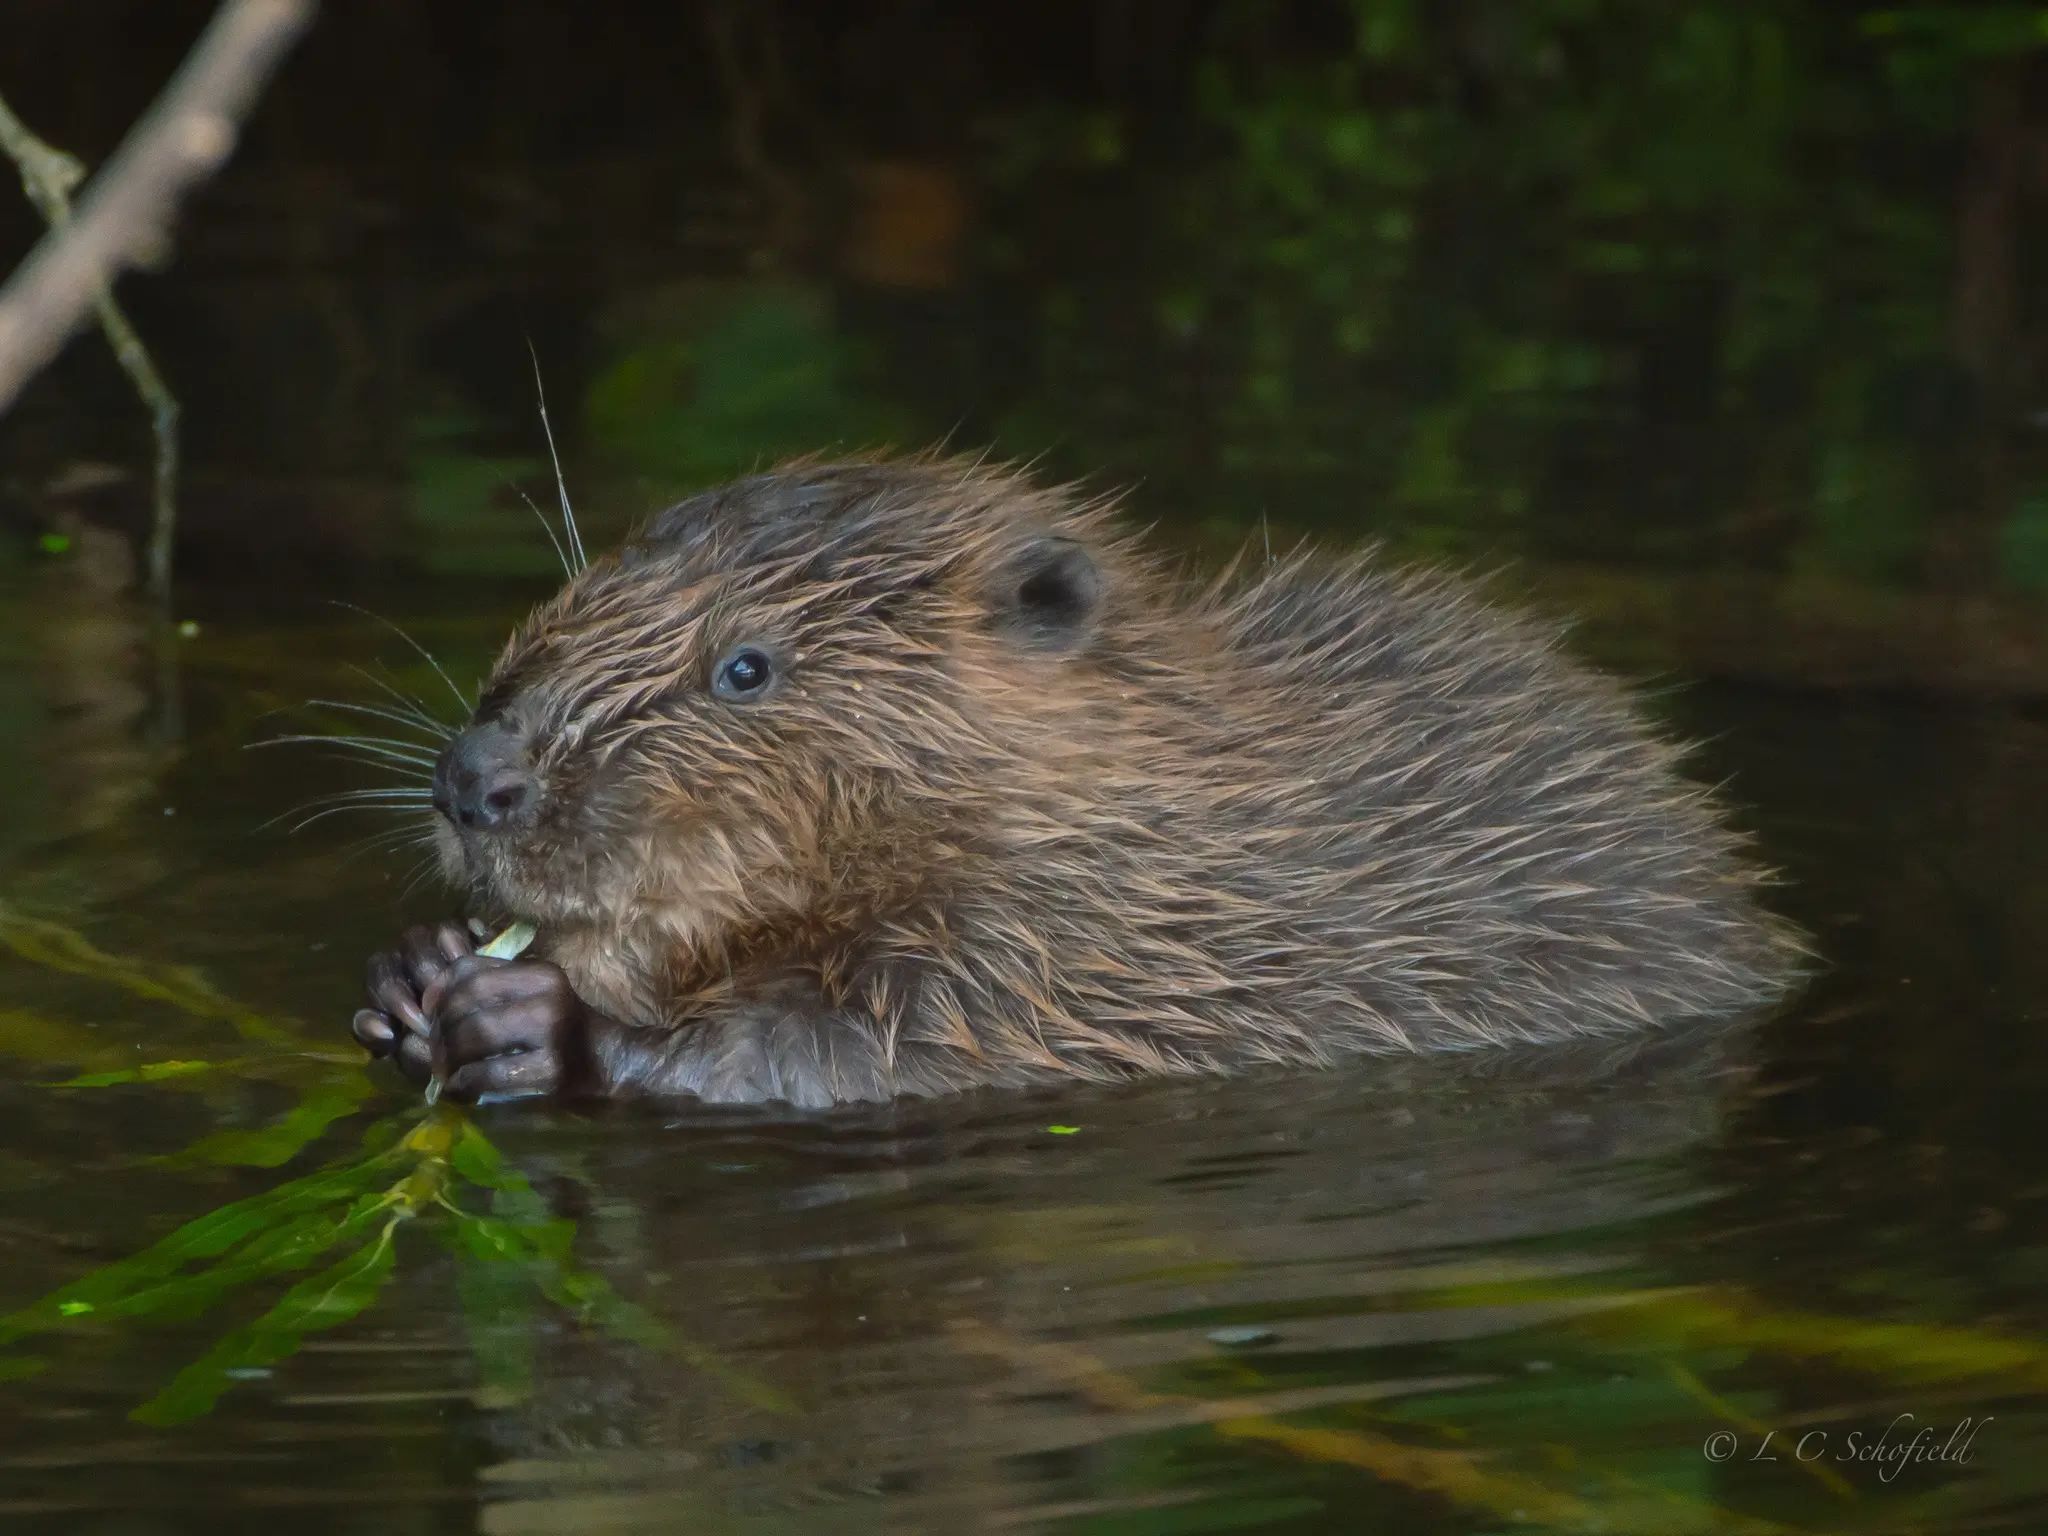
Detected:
left=988, top=535, right=1103, bottom=651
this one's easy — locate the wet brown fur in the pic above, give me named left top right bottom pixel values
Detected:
left=434, top=455, right=1800, bottom=1104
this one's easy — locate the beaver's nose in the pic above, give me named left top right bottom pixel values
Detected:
left=433, top=723, right=536, bottom=831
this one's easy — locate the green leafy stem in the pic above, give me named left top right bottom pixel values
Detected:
left=0, top=1109, right=787, bottom=1423
left=0, top=903, right=789, bottom=1423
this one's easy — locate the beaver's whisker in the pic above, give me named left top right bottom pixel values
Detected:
left=328, top=602, right=473, bottom=712
left=252, top=732, right=439, bottom=765
left=507, top=478, right=572, bottom=578
left=294, top=785, right=433, bottom=805
left=348, top=664, right=461, bottom=737
left=262, top=798, right=380, bottom=836
left=528, top=341, right=586, bottom=573
left=345, top=818, right=439, bottom=848
left=250, top=734, right=440, bottom=771
left=398, top=848, right=444, bottom=898
left=332, top=824, right=442, bottom=871
left=269, top=788, right=437, bottom=825
left=299, top=762, right=432, bottom=789
left=282, top=786, right=434, bottom=808
left=280, top=801, right=433, bottom=835
left=306, top=697, right=456, bottom=744
left=270, top=729, right=434, bottom=757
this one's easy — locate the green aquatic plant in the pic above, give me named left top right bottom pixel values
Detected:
left=1, top=897, right=376, bottom=1170
left=0, top=899, right=299, bottom=1048
left=0, top=1107, right=783, bottom=1424
left=2, top=1109, right=473, bottom=1422
left=947, top=1208, right=2045, bottom=1532
left=0, top=904, right=788, bottom=1423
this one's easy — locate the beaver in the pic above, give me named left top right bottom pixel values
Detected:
left=351, top=456, right=1800, bottom=1107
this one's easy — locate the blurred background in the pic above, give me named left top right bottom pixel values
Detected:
left=4, top=0, right=2046, bottom=663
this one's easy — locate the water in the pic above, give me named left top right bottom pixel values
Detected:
left=5, top=4, right=2048, bottom=1530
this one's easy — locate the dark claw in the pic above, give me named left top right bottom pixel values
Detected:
left=352, top=1009, right=396, bottom=1054
left=394, top=1032, right=433, bottom=1083
left=365, top=951, right=430, bottom=1036
left=444, top=1051, right=559, bottom=1103
left=359, top=918, right=480, bottom=1082
left=400, top=921, right=472, bottom=993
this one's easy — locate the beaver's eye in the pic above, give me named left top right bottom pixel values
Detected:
left=714, top=645, right=774, bottom=700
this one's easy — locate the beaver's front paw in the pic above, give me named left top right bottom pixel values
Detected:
left=419, top=955, right=595, bottom=1102
left=353, top=921, right=473, bottom=1084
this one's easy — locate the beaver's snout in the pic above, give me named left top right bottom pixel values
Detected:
left=433, top=720, right=536, bottom=832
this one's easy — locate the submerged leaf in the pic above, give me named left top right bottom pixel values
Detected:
left=0, top=1151, right=401, bottom=1348
left=454, top=1237, right=539, bottom=1407
left=131, top=1219, right=406, bottom=1425
left=441, top=1201, right=569, bottom=1409
left=50, top=1059, right=227, bottom=1089
left=1214, top=1415, right=1789, bottom=1536
left=104, top=1194, right=397, bottom=1328
left=1581, top=1284, right=2048, bottom=1390
left=16, top=1079, right=786, bottom=1422
left=535, top=1261, right=794, bottom=1414
left=449, top=1120, right=531, bottom=1192
left=0, top=1008, right=130, bottom=1073
left=168, top=1076, right=376, bottom=1169
left=448, top=1209, right=569, bottom=1267
left=0, top=902, right=301, bottom=1048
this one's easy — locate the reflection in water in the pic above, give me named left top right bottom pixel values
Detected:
left=467, top=1038, right=1743, bottom=1533
left=0, top=489, right=166, bottom=867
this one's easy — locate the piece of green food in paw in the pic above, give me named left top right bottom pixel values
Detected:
left=426, top=921, right=538, bottom=1105
left=476, top=920, right=537, bottom=961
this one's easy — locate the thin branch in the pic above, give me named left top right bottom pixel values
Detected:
left=0, top=0, right=316, bottom=602
left=0, top=92, right=182, bottom=606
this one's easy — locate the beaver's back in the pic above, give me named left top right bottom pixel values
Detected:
left=933, top=542, right=1793, bottom=1077
left=1181, top=553, right=1795, bottom=1048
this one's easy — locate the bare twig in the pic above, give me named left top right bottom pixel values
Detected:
left=0, top=0, right=316, bottom=601
left=0, top=92, right=181, bottom=606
